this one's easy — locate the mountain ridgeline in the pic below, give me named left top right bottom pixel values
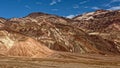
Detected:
left=0, top=10, right=120, bottom=57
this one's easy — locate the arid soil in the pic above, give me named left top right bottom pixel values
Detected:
left=0, top=54, right=120, bottom=68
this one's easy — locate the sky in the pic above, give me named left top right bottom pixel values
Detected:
left=0, top=0, right=120, bottom=18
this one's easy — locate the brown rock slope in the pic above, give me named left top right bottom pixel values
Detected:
left=0, top=30, right=53, bottom=57
left=73, top=10, right=120, bottom=51
left=0, top=12, right=119, bottom=55
left=0, top=17, right=6, bottom=23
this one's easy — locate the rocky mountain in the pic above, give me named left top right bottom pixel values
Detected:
left=0, top=10, right=120, bottom=68
left=73, top=10, right=120, bottom=51
left=0, top=17, right=6, bottom=23
left=0, top=30, right=54, bottom=58
left=0, top=11, right=119, bottom=57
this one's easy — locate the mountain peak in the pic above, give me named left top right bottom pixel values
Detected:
left=26, top=12, right=50, bottom=18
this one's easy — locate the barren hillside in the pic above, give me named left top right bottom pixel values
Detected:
left=0, top=10, right=120, bottom=68
left=73, top=10, right=120, bottom=51
left=0, top=12, right=119, bottom=55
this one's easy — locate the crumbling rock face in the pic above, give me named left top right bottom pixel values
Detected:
left=0, top=17, right=6, bottom=29
left=73, top=10, right=120, bottom=50
left=0, top=12, right=119, bottom=55
left=0, top=17, right=6, bottom=23
left=73, top=10, right=120, bottom=31
left=0, top=30, right=53, bottom=57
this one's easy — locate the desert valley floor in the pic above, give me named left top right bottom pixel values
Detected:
left=0, top=54, right=120, bottom=68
